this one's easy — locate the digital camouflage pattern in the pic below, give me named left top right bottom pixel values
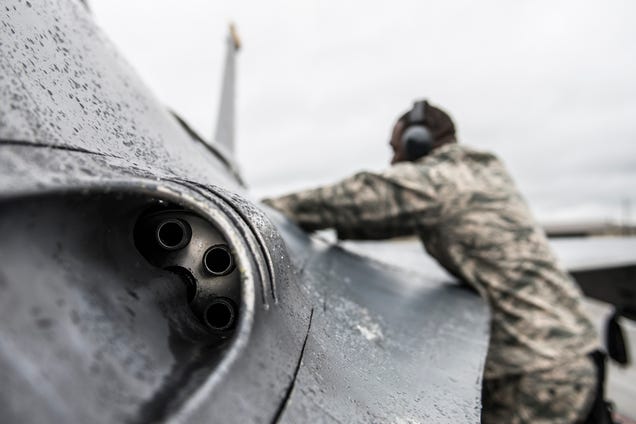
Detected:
left=263, top=143, right=599, bottom=421
left=482, top=354, right=596, bottom=423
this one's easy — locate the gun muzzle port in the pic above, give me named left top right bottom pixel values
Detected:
left=204, top=298, right=236, bottom=331
left=203, top=245, right=234, bottom=276
left=156, top=219, right=191, bottom=250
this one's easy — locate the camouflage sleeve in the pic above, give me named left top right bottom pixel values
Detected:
left=262, top=165, right=440, bottom=240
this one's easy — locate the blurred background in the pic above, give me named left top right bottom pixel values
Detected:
left=92, top=0, right=636, bottom=226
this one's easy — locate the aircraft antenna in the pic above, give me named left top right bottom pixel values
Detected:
left=213, top=23, right=240, bottom=155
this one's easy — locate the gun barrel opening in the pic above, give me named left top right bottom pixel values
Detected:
left=203, top=245, right=234, bottom=276
left=204, top=298, right=236, bottom=331
left=156, top=219, right=191, bottom=250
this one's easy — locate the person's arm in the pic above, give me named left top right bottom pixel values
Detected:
left=262, top=164, right=441, bottom=240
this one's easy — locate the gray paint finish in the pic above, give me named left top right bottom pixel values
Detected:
left=0, top=0, right=489, bottom=422
left=265, top=213, right=489, bottom=423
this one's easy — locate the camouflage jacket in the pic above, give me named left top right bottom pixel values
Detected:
left=263, top=144, right=599, bottom=379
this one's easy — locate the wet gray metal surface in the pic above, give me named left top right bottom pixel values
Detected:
left=344, top=238, right=636, bottom=419
left=0, top=1, right=490, bottom=422
left=268, top=215, right=489, bottom=423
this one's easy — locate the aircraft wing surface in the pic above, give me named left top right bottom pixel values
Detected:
left=342, top=236, right=636, bottom=419
left=343, top=236, right=636, bottom=320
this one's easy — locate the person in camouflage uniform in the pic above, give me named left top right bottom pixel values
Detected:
left=262, top=100, right=600, bottom=423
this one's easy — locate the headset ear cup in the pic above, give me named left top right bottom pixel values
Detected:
left=401, top=125, right=434, bottom=160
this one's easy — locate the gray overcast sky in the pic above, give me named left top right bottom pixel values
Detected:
left=92, top=0, right=636, bottom=223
